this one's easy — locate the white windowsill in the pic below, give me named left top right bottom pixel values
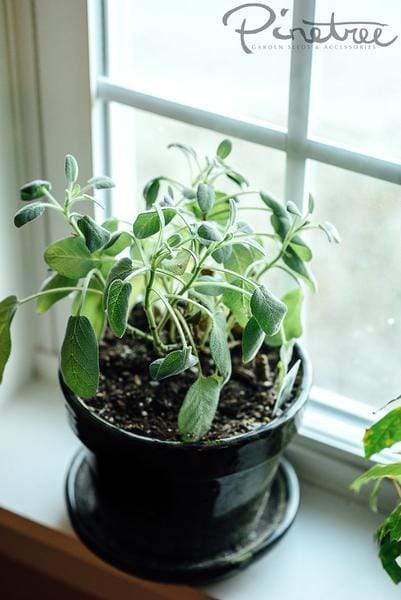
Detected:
left=0, top=375, right=399, bottom=599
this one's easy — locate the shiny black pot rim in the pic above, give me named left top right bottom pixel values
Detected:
left=61, top=342, right=312, bottom=450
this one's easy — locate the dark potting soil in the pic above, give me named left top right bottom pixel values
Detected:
left=84, top=310, right=300, bottom=442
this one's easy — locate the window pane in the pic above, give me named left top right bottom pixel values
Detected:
left=306, top=162, right=401, bottom=407
left=107, top=0, right=291, bottom=127
left=109, top=103, right=286, bottom=222
left=309, top=0, right=401, bottom=161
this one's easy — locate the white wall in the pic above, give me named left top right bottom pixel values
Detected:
left=0, top=1, right=35, bottom=399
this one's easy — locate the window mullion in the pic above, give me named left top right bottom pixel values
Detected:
left=285, top=0, right=316, bottom=211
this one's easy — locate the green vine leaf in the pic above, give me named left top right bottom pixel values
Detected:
left=178, top=376, right=222, bottom=442
left=242, top=316, right=264, bottom=363
left=210, top=312, right=231, bottom=382
left=351, top=463, right=401, bottom=494
left=60, top=315, right=99, bottom=398
left=133, top=208, right=176, bottom=239
left=250, top=285, right=287, bottom=337
left=14, top=203, right=46, bottom=228
left=363, top=408, right=401, bottom=459
left=149, top=347, right=197, bottom=381
left=36, top=273, right=78, bottom=314
left=77, top=216, right=111, bottom=253
left=106, top=279, right=132, bottom=338
left=0, top=296, right=18, bottom=383
left=44, top=236, right=95, bottom=278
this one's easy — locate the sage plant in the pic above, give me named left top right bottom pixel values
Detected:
left=0, top=140, right=339, bottom=441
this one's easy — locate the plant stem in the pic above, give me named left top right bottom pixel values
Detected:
left=126, top=324, right=153, bottom=342
left=19, top=287, right=102, bottom=306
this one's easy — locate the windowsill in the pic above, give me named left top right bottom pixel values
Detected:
left=0, top=376, right=399, bottom=599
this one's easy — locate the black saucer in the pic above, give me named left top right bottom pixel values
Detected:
left=66, top=449, right=300, bottom=583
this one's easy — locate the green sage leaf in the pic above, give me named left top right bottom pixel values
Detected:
left=210, top=312, right=231, bottom=382
left=106, top=278, right=132, bottom=337
left=44, top=236, right=95, bottom=278
left=274, top=359, right=300, bottom=413
left=197, top=183, right=215, bottom=215
left=167, top=142, right=197, bottom=160
left=102, top=231, right=132, bottom=256
left=217, top=139, right=232, bottom=159
left=149, top=347, right=197, bottom=381
left=133, top=208, right=176, bottom=239
left=266, top=287, right=304, bottom=347
left=0, top=296, right=18, bottom=383
left=178, top=376, right=222, bottom=442
left=60, top=315, right=99, bottom=398
left=77, top=216, right=111, bottom=253
left=283, top=249, right=317, bottom=291
left=319, top=221, right=341, bottom=244
left=20, top=179, right=51, bottom=201
left=14, top=203, right=46, bottom=228
left=250, top=285, right=287, bottom=337
left=87, top=175, right=115, bottom=189
left=242, top=316, right=264, bottom=363
left=143, top=177, right=161, bottom=208
left=65, top=154, right=78, bottom=186
left=103, top=257, right=133, bottom=308
left=197, top=222, right=223, bottom=246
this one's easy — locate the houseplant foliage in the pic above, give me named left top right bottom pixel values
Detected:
left=2, top=140, right=339, bottom=442
left=352, top=401, right=401, bottom=583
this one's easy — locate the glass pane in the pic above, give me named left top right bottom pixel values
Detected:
left=306, top=162, right=401, bottom=407
left=309, top=0, right=401, bottom=161
left=109, top=103, right=286, bottom=223
left=107, top=0, right=292, bottom=127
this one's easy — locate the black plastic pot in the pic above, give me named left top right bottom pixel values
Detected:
left=62, top=343, right=311, bottom=583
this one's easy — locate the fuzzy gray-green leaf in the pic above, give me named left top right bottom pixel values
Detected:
left=65, top=154, right=78, bottom=186
left=77, top=216, right=111, bottom=253
left=60, top=315, right=99, bottom=398
left=149, top=347, right=197, bottom=381
left=210, top=312, right=231, bottom=381
left=20, top=179, right=51, bottom=201
left=250, top=285, right=287, bottom=337
left=14, top=203, right=46, bottom=228
left=242, top=317, right=264, bottom=363
left=178, top=376, right=222, bottom=442
left=133, top=208, right=176, bottom=239
left=197, top=183, right=215, bottom=214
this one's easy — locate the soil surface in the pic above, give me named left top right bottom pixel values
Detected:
left=84, top=309, right=301, bottom=442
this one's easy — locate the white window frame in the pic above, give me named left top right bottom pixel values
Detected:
left=6, top=0, right=400, bottom=492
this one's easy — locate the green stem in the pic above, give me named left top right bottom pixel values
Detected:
left=126, top=324, right=153, bottom=342
left=19, top=286, right=102, bottom=306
